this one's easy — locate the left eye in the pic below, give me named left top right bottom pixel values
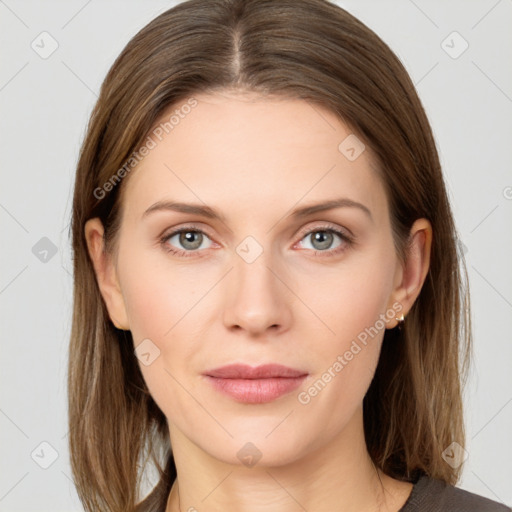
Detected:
left=298, top=229, right=345, bottom=252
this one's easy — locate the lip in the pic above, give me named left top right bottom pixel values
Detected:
left=205, top=363, right=307, bottom=379
left=203, top=364, right=308, bottom=404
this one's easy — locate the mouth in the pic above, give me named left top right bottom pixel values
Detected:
left=203, top=364, right=308, bottom=404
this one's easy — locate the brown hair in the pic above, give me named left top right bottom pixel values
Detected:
left=68, top=0, right=471, bottom=510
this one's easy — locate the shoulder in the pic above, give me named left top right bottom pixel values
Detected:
left=399, top=475, right=511, bottom=512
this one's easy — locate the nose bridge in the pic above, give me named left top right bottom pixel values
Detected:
left=223, top=235, right=290, bottom=333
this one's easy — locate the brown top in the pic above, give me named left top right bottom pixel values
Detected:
left=138, top=474, right=511, bottom=511
left=399, top=476, right=511, bottom=511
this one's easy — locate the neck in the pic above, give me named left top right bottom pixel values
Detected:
left=165, top=407, right=411, bottom=512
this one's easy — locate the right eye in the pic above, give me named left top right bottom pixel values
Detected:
left=160, top=227, right=214, bottom=257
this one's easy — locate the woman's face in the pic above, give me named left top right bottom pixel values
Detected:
left=104, top=91, right=406, bottom=466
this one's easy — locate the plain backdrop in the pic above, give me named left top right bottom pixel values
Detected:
left=1, top=1, right=511, bottom=510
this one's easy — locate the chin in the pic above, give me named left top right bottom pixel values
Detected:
left=188, top=416, right=318, bottom=469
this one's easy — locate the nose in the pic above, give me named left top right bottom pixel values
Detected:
left=222, top=246, right=292, bottom=337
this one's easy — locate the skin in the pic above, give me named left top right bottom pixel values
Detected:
left=85, top=90, right=432, bottom=512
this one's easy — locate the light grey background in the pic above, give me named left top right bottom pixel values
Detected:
left=1, top=1, right=511, bottom=510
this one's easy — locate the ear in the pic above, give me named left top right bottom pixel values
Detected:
left=84, top=218, right=130, bottom=330
left=386, top=218, right=432, bottom=328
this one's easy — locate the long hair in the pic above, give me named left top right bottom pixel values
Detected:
left=68, top=1, right=471, bottom=510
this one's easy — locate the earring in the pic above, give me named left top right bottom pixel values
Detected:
left=395, top=313, right=405, bottom=329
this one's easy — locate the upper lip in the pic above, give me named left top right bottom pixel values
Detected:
left=204, top=364, right=307, bottom=379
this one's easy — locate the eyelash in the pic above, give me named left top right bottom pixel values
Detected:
left=159, top=223, right=354, bottom=259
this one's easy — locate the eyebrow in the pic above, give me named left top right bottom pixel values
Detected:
left=142, top=197, right=373, bottom=222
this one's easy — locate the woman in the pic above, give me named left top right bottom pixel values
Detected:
left=67, top=0, right=509, bottom=511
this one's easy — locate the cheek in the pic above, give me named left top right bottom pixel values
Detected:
left=297, top=245, right=396, bottom=417
left=116, top=246, right=216, bottom=419
left=118, top=243, right=209, bottom=340
left=310, top=251, right=396, bottom=350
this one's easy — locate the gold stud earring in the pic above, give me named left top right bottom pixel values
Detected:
left=395, top=313, right=405, bottom=329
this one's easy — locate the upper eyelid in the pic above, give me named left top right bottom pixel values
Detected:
left=296, top=222, right=352, bottom=239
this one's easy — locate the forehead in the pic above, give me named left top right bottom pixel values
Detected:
left=121, top=91, right=386, bottom=222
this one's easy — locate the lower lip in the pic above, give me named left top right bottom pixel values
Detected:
left=205, top=376, right=307, bottom=404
